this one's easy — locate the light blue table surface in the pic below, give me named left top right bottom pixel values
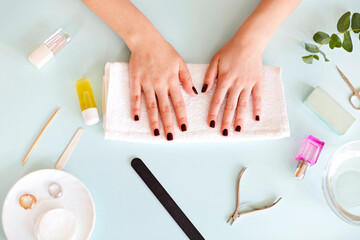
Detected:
left=1, top=0, right=360, bottom=239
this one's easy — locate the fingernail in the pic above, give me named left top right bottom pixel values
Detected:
left=167, top=133, right=173, bottom=141
left=235, top=125, right=241, bottom=132
left=256, top=115, right=260, bottom=121
left=192, top=86, right=198, bottom=95
left=134, top=115, right=139, bottom=121
left=222, top=129, right=228, bottom=136
left=210, top=120, right=215, bottom=128
left=201, top=84, right=208, bottom=93
left=181, top=124, right=187, bottom=132
left=154, top=128, right=160, bottom=136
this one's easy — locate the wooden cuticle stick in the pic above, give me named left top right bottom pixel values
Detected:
left=22, top=107, right=61, bottom=166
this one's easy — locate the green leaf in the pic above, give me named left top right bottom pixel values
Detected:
left=318, top=50, right=329, bottom=62
left=329, top=34, right=342, bottom=49
left=329, top=39, right=335, bottom=49
left=302, top=55, right=314, bottom=64
left=331, top=34, right=342, bottom=48
left=342, top=31, right=353, bottom=52
left=305, top=43, right=318, bottom=53
left=313, top=31, right=330, bottom=44
left=337, top=12, right=351, bottom=32
left=351, top=13, right=360, bottom=33
left=313, top=55, right=319, bottom=60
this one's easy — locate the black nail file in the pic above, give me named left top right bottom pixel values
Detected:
left=131, top=158, right=205, bottom=240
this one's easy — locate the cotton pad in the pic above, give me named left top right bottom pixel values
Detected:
left=34, top=208, right=77, bottom=240
left=304, top=86, right=356, bottom=135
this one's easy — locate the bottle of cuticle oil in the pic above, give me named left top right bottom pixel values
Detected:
left=75, top=78, right=99, bottom=126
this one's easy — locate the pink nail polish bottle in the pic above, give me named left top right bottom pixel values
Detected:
left=294, top=135, right=325, bottom=180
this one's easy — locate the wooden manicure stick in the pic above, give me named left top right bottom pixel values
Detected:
left=22, top=107, right=61, bottom=166
left=55, top=128, right=84, bottom=170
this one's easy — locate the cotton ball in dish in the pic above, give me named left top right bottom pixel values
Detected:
left=34, top=208, right=77, bottom=240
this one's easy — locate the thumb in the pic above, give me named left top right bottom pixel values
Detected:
left=179, top=60, right=198, bottom=96
left=202, top=57, right=218, bottom=93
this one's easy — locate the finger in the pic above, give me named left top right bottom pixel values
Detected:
left=221, top=89, right=241, bottom=136
left=179, top=60, right=198, bottom=96
left=252, top=82, right=262, bottom=121
left=169, top=86, right=188, bottom=132
left=143, top=86, right=160, bottom=136
left=202, top=57, right=218, bottom=93
left=234, top=89, right=251, bottom=132
left=157, top=90, right=175, bottom=141
left=129, top=75, right=141, bottom=121
left=207, top=81, right=229, bottom=128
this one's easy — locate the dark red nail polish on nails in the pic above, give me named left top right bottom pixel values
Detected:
left=167, top=133, right=173, bottom=141
left=192, top=86, right=198, bottom=95
left=256, top=115, right=260, bottom=121
left=222, top=129, right=228, bottom=136
left=201, top=84, right=208, bottom=93
left=154, top=128, right=160, bottom=136
left=235, top=125, right=241, bottom=132
left=134, top=115, right=139, bottom=121
left=210, top=120, right=215, bottom=128
left=181, top=124, right=187, bottom=132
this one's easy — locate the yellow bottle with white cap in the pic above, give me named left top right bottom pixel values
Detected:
left=75, top=78, right=99, bottom=125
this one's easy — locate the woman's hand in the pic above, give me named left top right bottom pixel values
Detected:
left=129, top=37, right=198, bottom=141
left=202, top=38, right=263, bottom=136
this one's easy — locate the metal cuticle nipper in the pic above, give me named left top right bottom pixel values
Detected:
left=226, top=167, right=282, bottom=225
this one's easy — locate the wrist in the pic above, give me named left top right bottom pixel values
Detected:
left=231, top=27, right=269, bottom=54
left=124, top=27, right=165, bottom=52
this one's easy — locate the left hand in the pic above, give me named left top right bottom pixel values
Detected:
left=202, top=38, right=263, bottom=136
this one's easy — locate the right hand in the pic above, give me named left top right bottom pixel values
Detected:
left=129, top=38, right=198, bottom=141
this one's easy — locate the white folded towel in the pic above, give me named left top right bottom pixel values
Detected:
left=102, top=62, right=290, bottom=143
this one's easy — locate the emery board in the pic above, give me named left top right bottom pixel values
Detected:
left=131, top=158, right=205, bottom=240
left=304, top=86, right=356, bottom=135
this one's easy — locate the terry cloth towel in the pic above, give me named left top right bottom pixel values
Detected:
left=102, top=62, right=290, bottom=143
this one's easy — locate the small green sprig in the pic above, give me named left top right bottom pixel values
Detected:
left=302, top=11, right=360, bottom=64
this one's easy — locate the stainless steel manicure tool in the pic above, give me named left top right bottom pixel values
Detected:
left=226, top=167, right=282, bottom=225
left=336, top=66, right=360, bottom=110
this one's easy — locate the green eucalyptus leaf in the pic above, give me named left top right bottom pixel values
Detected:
left=305, top=43, right=318, bottom=53
left=330, top=34, right=342, bottom=48
left=329, top=39, right=335, bottom=49
left=351, top=13, right=360, bottom=33
left=313, top=55, right=320, bottom=60
left=337, top=11, right=351, bottom=32
left=302, top=55, right=314, bottom=64
left=313, top=31, right=330, bottom=44
left=318, top=50, right=329, bottom=62
left=343, top=31, right=353, bottom=52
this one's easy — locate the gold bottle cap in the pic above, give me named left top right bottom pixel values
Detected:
left=294, top=160, right=310, bottom=180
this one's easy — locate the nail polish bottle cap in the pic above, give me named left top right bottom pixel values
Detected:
left=28, top=44, right=54, bottom=69
left=82, top=108, right=99, bottom=126
left=294, top=160, right=310, bottom=180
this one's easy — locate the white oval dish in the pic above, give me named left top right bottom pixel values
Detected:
left=2, top=169, right=95, bottom=240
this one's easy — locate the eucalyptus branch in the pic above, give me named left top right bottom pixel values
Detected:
left=302, top=11, right=360, bottom=64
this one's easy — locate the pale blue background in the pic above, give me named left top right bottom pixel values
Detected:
left=1, top=0, right=360, bottom=239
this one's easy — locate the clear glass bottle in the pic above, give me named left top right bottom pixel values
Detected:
left=28, top=28, right=71, bottom=69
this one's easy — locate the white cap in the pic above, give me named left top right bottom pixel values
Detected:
left=28, top=44, right=54, bottom=69
left=82, top=108, right=99, bottom=126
